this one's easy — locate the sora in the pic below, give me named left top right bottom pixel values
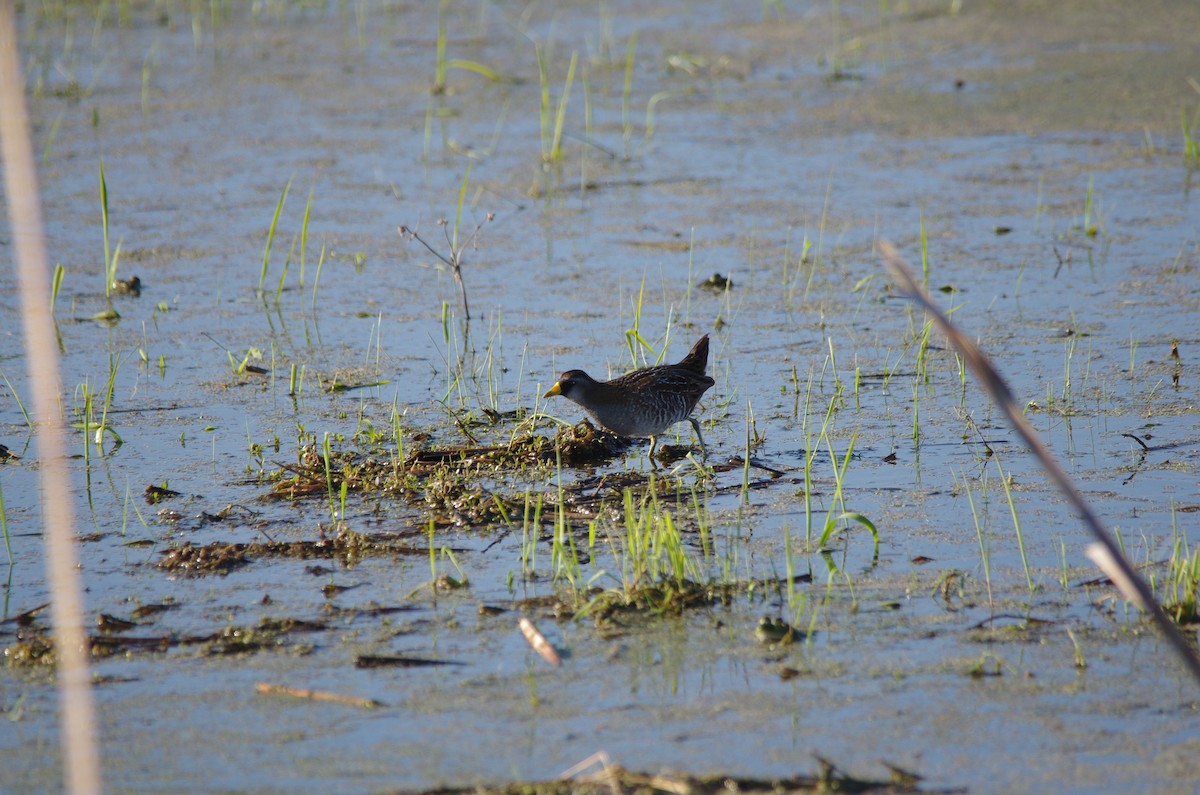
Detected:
left=543, top=334, right=715, bottom=460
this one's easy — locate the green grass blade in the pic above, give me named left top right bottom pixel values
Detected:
left=311, top=238, right=327, bottom=311
left=643, top=90, right=671, bottom=148
left=0, top=369, right=31, bottom=427
left=51, top=263, right=64, bottom=314
left=108, top=241, right=122, bottom=294
left=433, top=0, right=447, bottom=93
left=99, top=159, right=111, bottom=298
left=299, top=185, right=314, bottom=288
left=536, top=44, right=550, bottom=160
left=453, top=163, right=471, bottom=252
left=444, top=58, right=500, bottom=82
left=259, top=175, right=294, bottom=295
left=817, top=511, right=879, bottom=558
left=0, top=479, right=11, bottom=564
left=550, top=52, right=578, bottom=162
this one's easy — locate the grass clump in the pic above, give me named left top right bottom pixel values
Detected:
left=267, top=417, right=632, bottom=530
left=1160, top=511, right=1200, bottom=625
left=1182, top=81, right=1200, bottom=162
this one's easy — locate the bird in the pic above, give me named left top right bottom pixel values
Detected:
left=543, top=334, right=715, bottom=460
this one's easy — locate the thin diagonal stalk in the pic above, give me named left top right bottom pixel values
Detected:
left=880, top=240, right=1200, bottom=685
left=0, top=5, right=103, bottom=793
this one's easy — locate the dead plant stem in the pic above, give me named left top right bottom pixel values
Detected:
left=0, top=3, right=104, bottom=792
left=880, top=240, right=1200, bottom=686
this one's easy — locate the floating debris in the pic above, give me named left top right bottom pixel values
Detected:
left=699, top=272, right=733, bottom=291
left=112, top=275, right=142, bottom=295
left=96, top=614, right=138, bottom=633
left=157, top=527, right=433, bottom=575
left=383, top=757, right=949, bottom=795
left=158, top=542, right=250, bottom=574
left=755, top=616, right=801, bottom=645
left=144, top=483, right=181, bottom=503
left=518, top=616, right=561, bottom=666
left=355, top=655, right=464, bottom=669
left=130, top=602, right=179, bottom=620
left=255, top=682, right=383, bottom=709
left=4, top=633, right=55, bottom=668
left=581, top=580, right=739, bottom=620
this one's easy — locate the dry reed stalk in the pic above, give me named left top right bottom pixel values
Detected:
left=880, top=239, right=1200, bottom=686
left=0, top=3, right=104, bottom=792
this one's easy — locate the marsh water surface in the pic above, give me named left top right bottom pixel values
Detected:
left=2, top=2, right=1200, bottom=793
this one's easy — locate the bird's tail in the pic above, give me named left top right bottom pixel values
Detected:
left=677, top=334, right=710, bottom=374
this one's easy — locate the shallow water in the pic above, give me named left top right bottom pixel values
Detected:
left=2, top=2, right=1199, bottom=793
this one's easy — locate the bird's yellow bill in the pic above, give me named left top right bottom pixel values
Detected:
left=543, top=382, right=562, bottom=398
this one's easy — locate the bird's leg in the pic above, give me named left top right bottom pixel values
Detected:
left=688, top=418, right=708, bottom=461
left=648, top=437, right=667, bottom=468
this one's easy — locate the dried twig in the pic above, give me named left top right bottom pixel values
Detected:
left=561, top=751, right=623, bottom=795
left=255, top=682, right=384, bottom=709
left=518, top=616, right=562, bottom=666
left=399, top=213, right=493, bottom=321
